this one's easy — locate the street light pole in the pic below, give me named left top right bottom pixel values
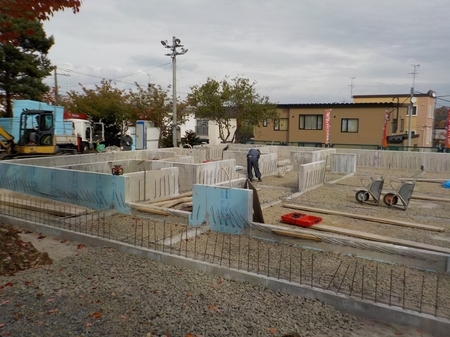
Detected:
left=407, top=64, right=420, bottom=150
left=161, top=36, right=188, bottom=147
left=407, top=87, right=414, bottom=148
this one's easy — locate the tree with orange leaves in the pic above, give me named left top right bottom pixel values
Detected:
left=0, top=0, right=82, bottom=43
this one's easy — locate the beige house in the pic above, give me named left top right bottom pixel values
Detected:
left=353, top=90, right=436, bottom=147
left=253, top=102, right=409, bottom=148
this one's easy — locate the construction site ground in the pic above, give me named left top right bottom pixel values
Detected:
left=1, top=166, right=449, bottom=336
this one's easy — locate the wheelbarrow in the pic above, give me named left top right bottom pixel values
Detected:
left=355, top=168, right=388, bottom=205
left=382, top=166, right=423, bottom=210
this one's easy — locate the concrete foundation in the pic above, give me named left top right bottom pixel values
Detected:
left=1, top=215, right=448, bottom=337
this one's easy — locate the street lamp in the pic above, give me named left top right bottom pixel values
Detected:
left=407, top=64, right=420, bottom=150
left=161, top=36, right=188, bottom=147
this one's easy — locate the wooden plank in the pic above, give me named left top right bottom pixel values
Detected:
left=282, top=204, right=444, bottom=232
left=148, top=192, right=192, bottom=206
left=157, top=197, right=192, bottom=209
left=135, top=206, right=169, bottom=216
left=309, top=224, right=450, bottom=255
left=272, top=228, right=322, bottom=242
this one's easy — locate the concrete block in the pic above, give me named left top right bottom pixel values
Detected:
left=330, top=153, right=357, bottom=173
left=298, top=160, right=326, bottom=192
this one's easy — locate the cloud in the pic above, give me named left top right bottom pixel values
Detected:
left=43, top=0, right=450, bottom=106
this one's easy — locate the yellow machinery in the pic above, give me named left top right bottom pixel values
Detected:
left=0, top=110, right=58, bottom=159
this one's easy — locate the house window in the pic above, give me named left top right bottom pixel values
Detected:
left=299, top=115, right=323, bottom=130
left=400, top=119, right=405, bottom=132
left=341, top=118, right=358, bottom=133
left=274, top=118, right=288, bottom=131
left=196, top=119, right=209, bottom=136
left=391, top=119, right=398, bottom=133
left=263, top=118, right=268, bottom=127
left=407, top=106, right=417, bottom=116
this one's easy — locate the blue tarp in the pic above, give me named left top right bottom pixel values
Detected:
left=443, top=180, right=450, bottom=189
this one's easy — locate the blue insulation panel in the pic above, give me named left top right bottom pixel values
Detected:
left=189, top=184, right=252, bottom=234
left=0, top=162, right=130, bottom=213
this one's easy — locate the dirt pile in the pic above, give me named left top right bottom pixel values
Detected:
left=0, top=224, right=53, bottom=276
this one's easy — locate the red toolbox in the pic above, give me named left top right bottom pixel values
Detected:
left=280, top=212, right=322, bottom=227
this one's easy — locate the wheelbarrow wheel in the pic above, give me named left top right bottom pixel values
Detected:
left=355, top=190, right=369, bottom=203
left=383, top=193, right=398, bottom=206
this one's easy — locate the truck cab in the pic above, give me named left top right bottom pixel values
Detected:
left=67, top=118, right=105, bottom=153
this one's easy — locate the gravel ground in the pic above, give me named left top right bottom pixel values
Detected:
left=0, top=246, right=436, bottom=337
left=258, top=168, right=450, bottom=248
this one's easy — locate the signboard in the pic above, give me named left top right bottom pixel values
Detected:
left=446, top=108, right=450, bottom=149
left=325, top=109, right=331, bottom=146
left=381, top=110, right=390, bottom=148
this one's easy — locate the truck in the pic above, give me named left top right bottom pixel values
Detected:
left=0, top=100, right=105, bottom=159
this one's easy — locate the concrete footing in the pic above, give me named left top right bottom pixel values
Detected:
left=2, top=215, right=449, bottom=337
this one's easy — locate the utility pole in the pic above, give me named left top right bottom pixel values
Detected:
left=161, top=36, right=188, bottom=147
left=53, top=66, right=70, bottom=105
left=54, top=67, right=58, bottom=104
left=349, top=77, right=355, bottom=100
left=407, top=64, right=420, bottom=149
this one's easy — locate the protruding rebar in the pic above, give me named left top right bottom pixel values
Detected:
left=337, top=264, right=350, bottom=293
left=212, top=232, right=218, bottom=264
left=326, top=261, right=343, bottom=291
left=267, top=248, right=270, bottom=277
left=194, top=227, right=198, bottom=260
left=389, top=269, right=393, bottom=306
left=419, top=275, right=425, bottom=313
left=203, top=230, right=209, bottom=261
left=238, top=234, right=241, bottom=270
left=349, top=261, right=358, bottom=297
left=361, top=266, right=365, bottom=300
left=311, top=252, right=314, bottom=287
left=435, top=274, right=439, bottom=317
left=300, top=250, right=303, bottom=285
left=220, top=233, right=225, bottom=266
left=403, top=269, right=406, bottom=310
left=278, top=246, right=283, bottom=280
left=375, top=265, right=378, bottom=303
left=257, top=240, right=260, bottom=274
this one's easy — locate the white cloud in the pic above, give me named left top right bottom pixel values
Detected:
left=43, top=0, right=450, bottom=106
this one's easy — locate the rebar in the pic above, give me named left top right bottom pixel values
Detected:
left=419, top=275, right=425, bottom=313
left=435, top=274, right=439, bottom=316
left=326, top=261, right=343, bottom=291
left=362, top=266, right=365, bottom=300
left=220, top=233, right=225, bottom=266
left=278, top=246, right=283, bottom=280
left=337, top=264, right=350, bottom=293
left=389, top=269, right=393, bottom=306
left=300, top=250, right=303, bottom=285
left=349, top=261, right=358, bottom=297
left=212, top=232, right=218, bottom=264
left=375, top=264, right=378, bottom=303
left=203, top=230, right=209, bottom=261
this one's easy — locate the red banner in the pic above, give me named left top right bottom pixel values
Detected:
left=325, top=109, right=331, bottom=145
left=381, top=110, right=389, bottom=148
left=446, top=108, right=450, bottom=148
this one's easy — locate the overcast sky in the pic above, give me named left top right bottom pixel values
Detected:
left=43, top=0, right=450, bottom=106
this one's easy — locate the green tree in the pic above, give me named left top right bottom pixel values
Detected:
left=0, top=17, right=54, bottom=117
left=188, top=76, right=278, bottom=143
left=64, top=79, right=136, bottom=146
left=129, top=83, right=189, bottom=148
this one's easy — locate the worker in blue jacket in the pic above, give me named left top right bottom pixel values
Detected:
left=247, top=148, right=262, bottom=182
